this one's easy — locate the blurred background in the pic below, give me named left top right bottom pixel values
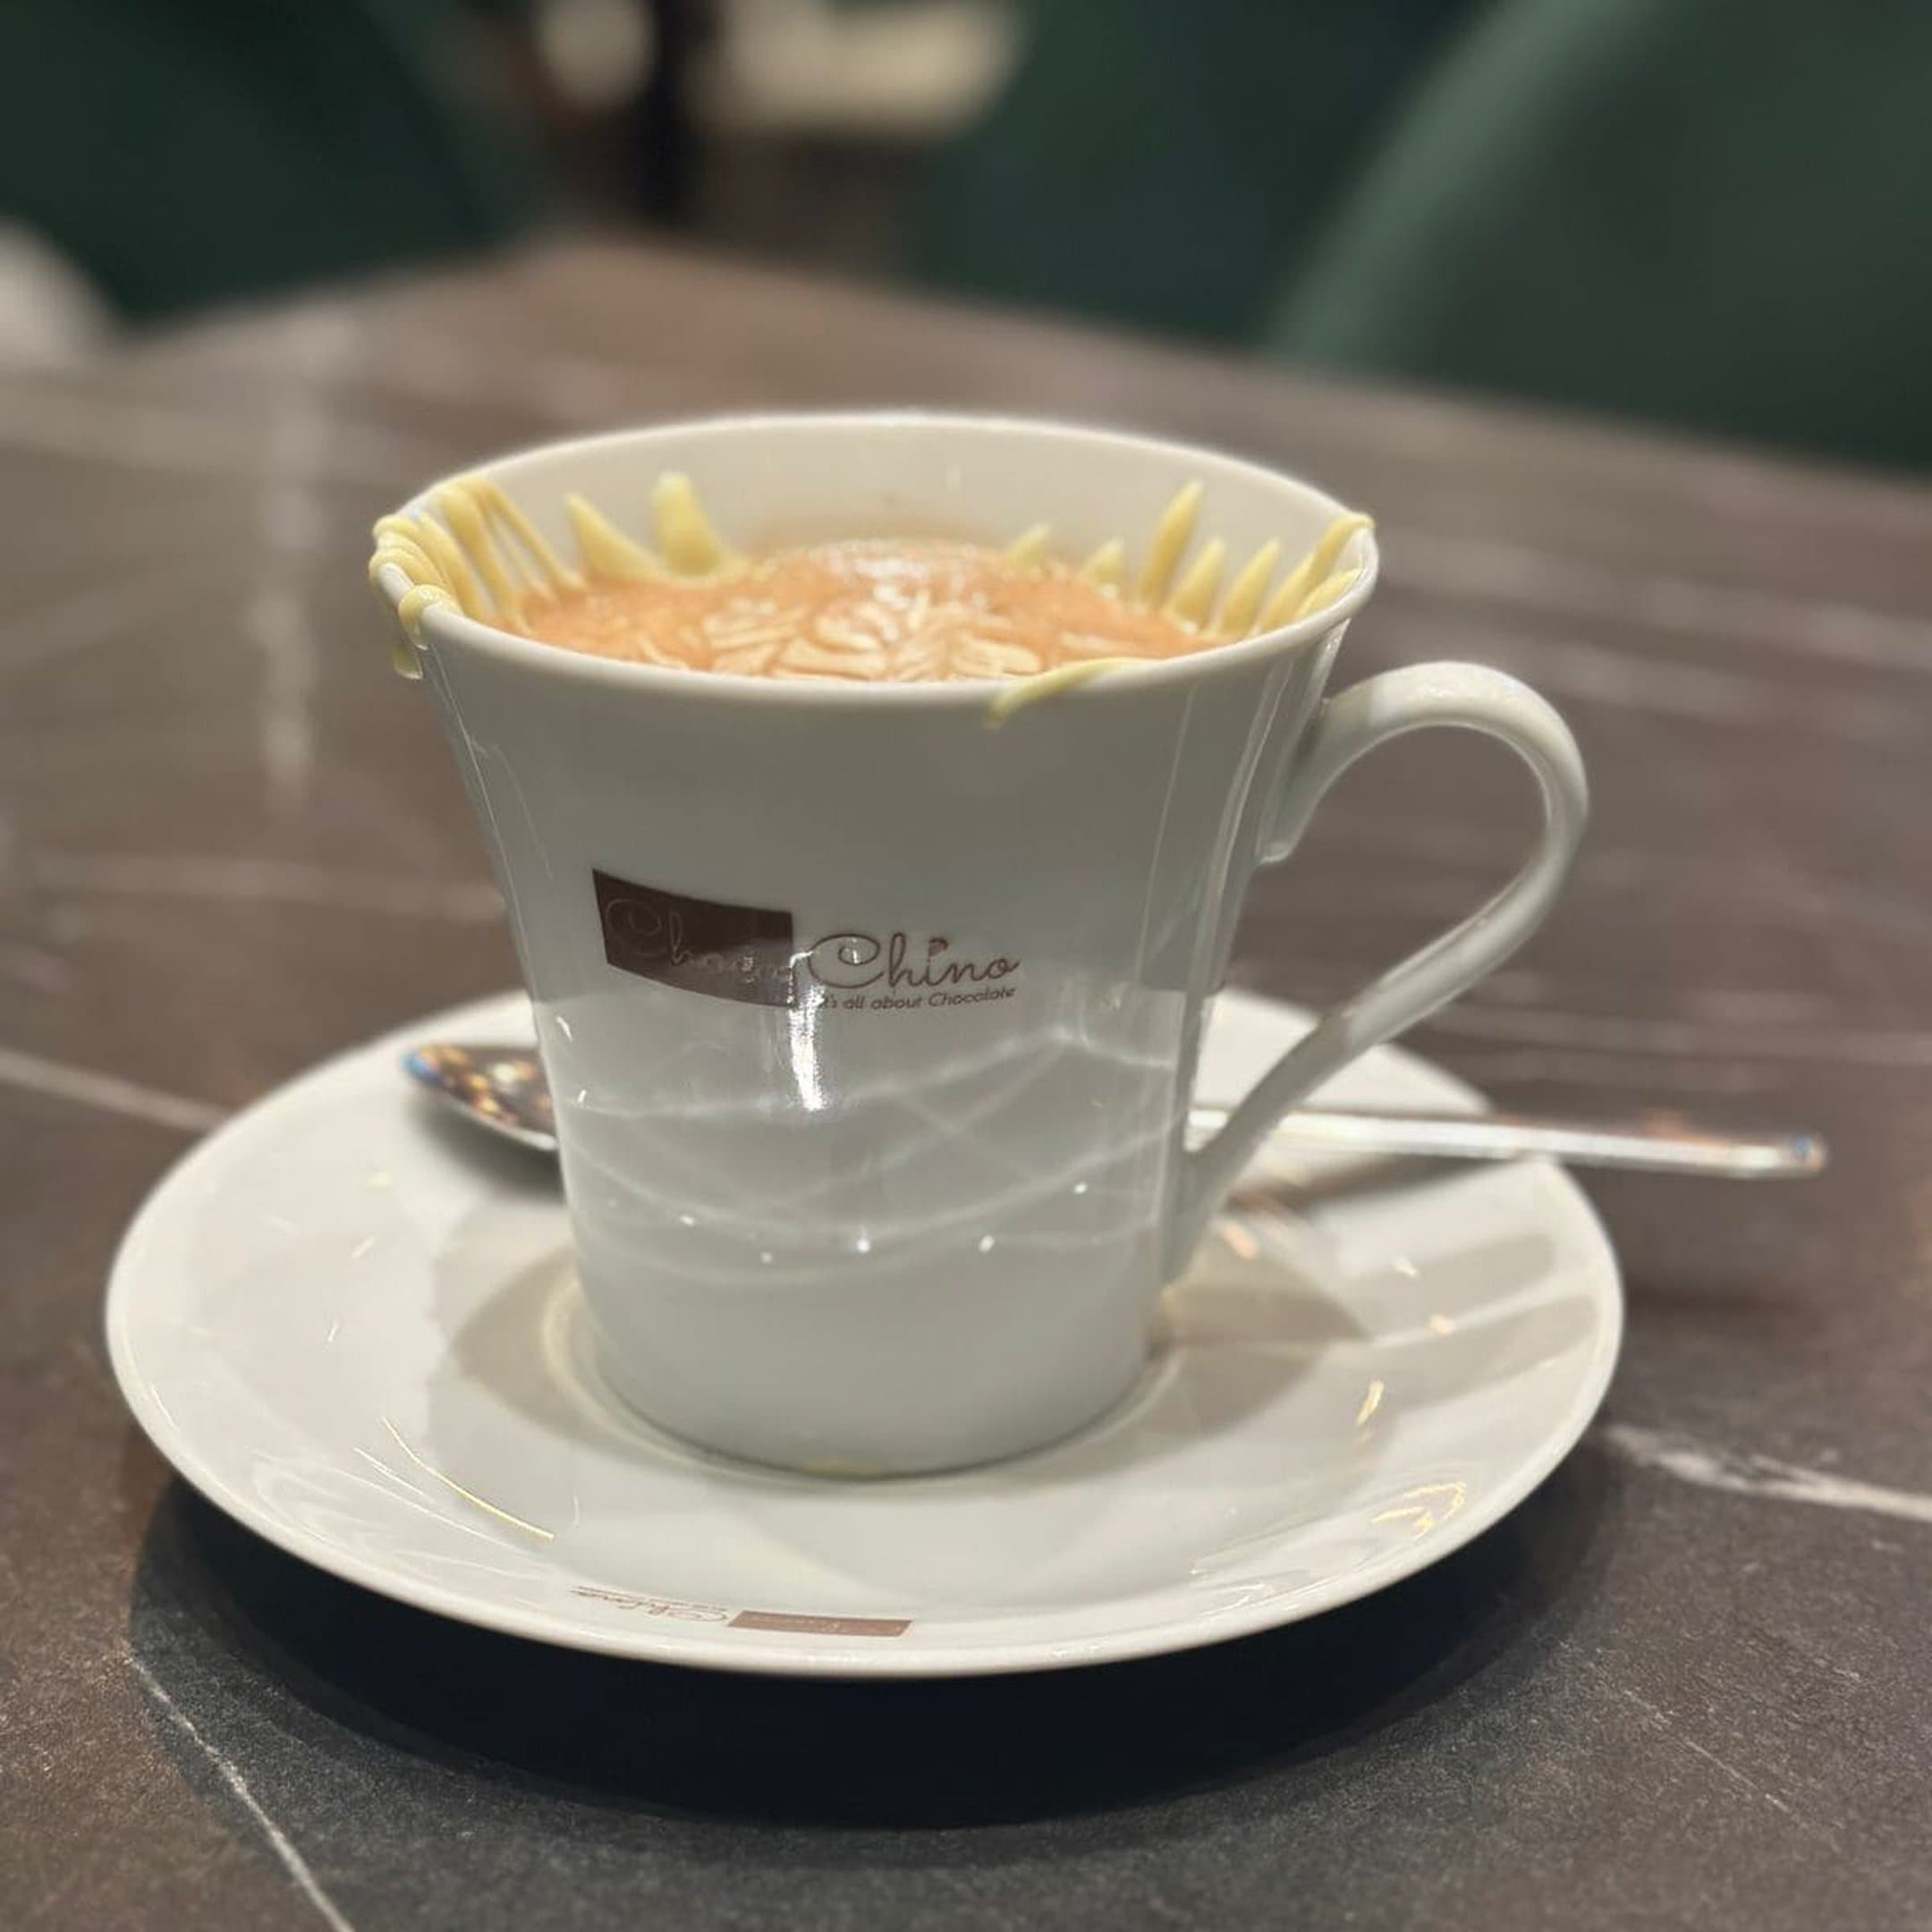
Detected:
left=5, top=0, right=1929, bottom=470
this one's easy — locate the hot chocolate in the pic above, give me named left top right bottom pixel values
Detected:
left=521, top=537, right=1216, bottom=682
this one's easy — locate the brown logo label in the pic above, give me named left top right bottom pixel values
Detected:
left=728, top=1610, right=911, bottom=1638
left=572, top=1585, right=911, bottom=1637
left=594, top=869, right=797, bottom=1007
left=595, top=870, right=1021, bottom=1011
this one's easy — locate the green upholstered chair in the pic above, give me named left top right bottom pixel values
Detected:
left=0, top=0, right=543, bottom=321
left=1270, top=0, right=1932, bottom=469
left=919, top=0, right=1932, bottom=468
left=914, top=1, right=1475, bottom=343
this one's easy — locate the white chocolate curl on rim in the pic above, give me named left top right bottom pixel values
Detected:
left=369, top=475, right=1372, bottom=700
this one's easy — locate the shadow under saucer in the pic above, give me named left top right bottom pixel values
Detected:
left=126, top=1436, right=1612, bottom=1832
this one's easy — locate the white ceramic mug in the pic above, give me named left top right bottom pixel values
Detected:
left=374, top=414, right=1587, bottom=1474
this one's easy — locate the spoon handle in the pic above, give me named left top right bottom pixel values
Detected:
left=1191, top=1104, right=1826, bottom=1178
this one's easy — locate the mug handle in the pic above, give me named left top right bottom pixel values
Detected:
left=1172, top=661, right=1589, bottom=1264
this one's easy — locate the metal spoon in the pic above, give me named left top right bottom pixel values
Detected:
left=405, top=1042, right=1827, bottom=1179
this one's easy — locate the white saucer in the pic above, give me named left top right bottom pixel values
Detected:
left=107, top=989, right=1621, bottom=1678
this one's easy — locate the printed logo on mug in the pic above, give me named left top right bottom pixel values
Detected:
left=594, top=867, right=1023, bottom=1014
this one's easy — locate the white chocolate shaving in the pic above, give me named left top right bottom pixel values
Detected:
left=1135, top=480, right=1202, bottom=603
left=1004, top=524, right=1052, bottom=570
left=1216, top=539, right=1281, bottom=635
left=1295, top=566, right=1361, bottom=621
left=1260, top=512, right=1373, bottom=630
left=1080, top=538, right=1126, bottom=587
left=1165, top=538, right=1226, bottom=626
left=567, top=495, right=662, bottom=580
left=986, top=657, right=1137, bottom=723
left=651, top=472, right=733, bottom=576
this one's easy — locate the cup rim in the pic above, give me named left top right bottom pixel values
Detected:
left=375, top=410, right=1380, bottom=708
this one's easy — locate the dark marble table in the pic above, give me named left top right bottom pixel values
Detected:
left=4, top=242, right=1928, bottom=1930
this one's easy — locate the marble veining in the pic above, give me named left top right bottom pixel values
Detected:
left=1422, top=1003, right=1932, bottom=1070
left=0, top=374, right=447, bottom=487
left=125, top=1651, right=356, bottom=1932
left=1387, top=526, right=1932, bottom=674
left=1600, top=1424, right=1932, bottom=1528
left=0, top=1044, right=226, bottom=1133
left=28, top=850, right=503, bottom=922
